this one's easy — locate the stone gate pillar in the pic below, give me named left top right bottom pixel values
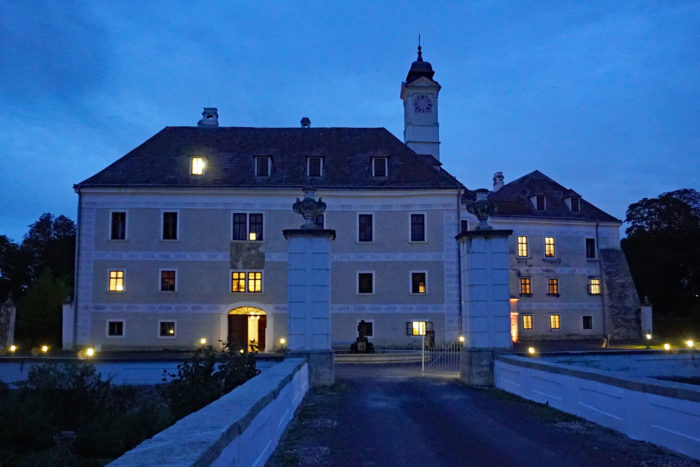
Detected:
left=459, top=189, right=513, bottom=386
left=283, top=189, right=335, bottom=386
left=0, top=297, right=16, bottom=350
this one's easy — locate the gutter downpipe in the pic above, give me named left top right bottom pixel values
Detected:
left=456, top=185, right=464, bottom=336
left=72, top=189, right=81, bottom=350
left=595, top=221, right=609, bottom=343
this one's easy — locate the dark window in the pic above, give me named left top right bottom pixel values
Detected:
left=583, top=316, right=593, bottom=329
left=536, top=195, right=546, bottom=211
left=411, top=272, right=427, bottom=294
left=373, top=157, right=387, bottom=177
left=358, top=273, right=373, bottom=294
left=255, top=157, right=270, bottom=177
left=315, top=214, right=324, bottom=228
left=233, top=213, right=247, bottom=241
left=160, top=270, right=176, bottom=292
left=111, top=212, right=126, bottom=240
left=107, top=321, right=123, bottom=337
left=460, top=220, right=469, bottom=233
left=308, top=157, right=322, bottom=177
left=249, top=213, right=263, bottom=241
left=571, top=197, right=580, bottom=212
left=410, top=214, right=425, bottom=242
left=159, top=321, right=175, bottom=337
left=586, top=238, right=596, bottom=259
left=162, top=212, right=178, bottom=240
left=358, top=214, right=373, bottom=242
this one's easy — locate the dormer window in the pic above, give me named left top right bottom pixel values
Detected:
left=191, top=157, right=206, bottom=175
left=372, top=157, right=388, bottom=177
left=570, top=197, right=580, bottom=212
left=536, top=195, right=546, bottom=211
left=255, top=156, right=271, bottom=177
left=307, top=157, right=323, bottom=177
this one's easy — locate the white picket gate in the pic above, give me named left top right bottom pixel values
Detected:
left=421, top=341, right=462, bottom=377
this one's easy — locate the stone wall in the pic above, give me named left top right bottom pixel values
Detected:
left=600, top=248, right=641, bottom=340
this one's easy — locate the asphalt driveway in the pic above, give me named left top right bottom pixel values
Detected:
left=268, top=364, right=696, bottom=467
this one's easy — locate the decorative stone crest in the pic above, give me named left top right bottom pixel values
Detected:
left=467, top=188, right=496, bottom=230
left=293, top=188, right=326, bottom=229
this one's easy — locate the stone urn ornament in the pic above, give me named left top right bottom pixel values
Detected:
left=292, top=188, right=326, bottom=229
left=467, top=188, right=496, bottom=230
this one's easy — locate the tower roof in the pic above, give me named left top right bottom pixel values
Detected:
left=405, top=44, right=436, bottom=84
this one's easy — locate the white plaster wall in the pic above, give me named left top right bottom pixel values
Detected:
left=495, top=356, right=700, bottom=460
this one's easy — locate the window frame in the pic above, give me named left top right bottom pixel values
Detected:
left=307, top=156, right=323, bottom=177
left=409, top=212, right=426, bottom=243
left=570, top=197, right=580, bottom=212
left=516, top=236, right=528, bottom=257
left=536, top=195, right=546, bottom=211
left=585, top=238, right=597, bottom=259
left=547, top=278, right=559, bottom=296
left=191, top=156, right=206, bottom=175
left=410, top=271, right=428, bottom=295
left=372, top=157, right=388, bottom=177
left=544, top=236, right=556, bottom=258
left=106, top=320, right=125, bottom=338
left=407, top=320, right=433, bottom=336
left=588, top=278, right=602, bottom=295
left=255, top=156, right=271, bottom=177
left=159, top=269, right=177, bottom=292
left=357, top=271, right=375, bottom=295
left=519, top=277, right=532, bottom=296
left=230, top=270, right=263, bottom=293
left=108, top=269, right=125, bottom=293
left=109, top=210, right=127, bottom=240
left=357, top=213, right=374, bottom=243
left=549, top=314, right=561, bottom=330
left=582, top=315, right=593, bottom=330
left=161, top=211, right=179, bottom=241
left=232, top=212, right=264, bottom=242
left=522, top=314, right=533, bottom=330
left=158, top=320, right=177, bottom=339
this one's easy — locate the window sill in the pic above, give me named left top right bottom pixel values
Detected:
left=109, top=238, right=128, bottom=242
left=231, top=240, right=265, bottom=243
left=543, top=257, right=560, bottom=263
left=357, top=293, right=375, bottom=296
left=409, top=240, right=427, bottom=244
left=160, top=239, right=179, bottom=242
left=157, top=336, right=177, bottom=339
left=519, top=294, right=532, bottom=297
left=547, top=294, right=560, bottom=297
left=586, top=259, right=599, bottom=263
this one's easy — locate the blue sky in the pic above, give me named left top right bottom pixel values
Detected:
left=1, top=1, right=698, bottom=241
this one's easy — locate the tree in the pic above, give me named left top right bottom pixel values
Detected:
left=15, top=268, right=69, bottom=348
left=22, top=213, right=76, bottom=286
left=621, top=189, right=700, bottom=336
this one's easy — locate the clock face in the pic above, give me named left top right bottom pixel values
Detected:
left=414, top=95, right=432, bottom=113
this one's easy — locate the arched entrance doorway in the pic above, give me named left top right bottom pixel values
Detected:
left=228, top=307, right=266, bottom=352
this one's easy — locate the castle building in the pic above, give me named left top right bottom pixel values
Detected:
left=63, top=48, right=640, bottom=351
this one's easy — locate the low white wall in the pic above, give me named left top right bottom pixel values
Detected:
left=110, top=358, right=308, bottom=467
left=495, top=355, right=700, bottom=460
left=545, top=351, right=700, bottom=378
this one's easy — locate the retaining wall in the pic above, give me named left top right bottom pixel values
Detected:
left=110, top=358, right=308, bottom=466
left=495, top=355, right=700, bottom=460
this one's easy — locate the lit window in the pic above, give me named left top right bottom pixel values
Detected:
left=111, top=212, right=126, bottom=240
left=522, top=314, right=533, bottom=330
left=589, top=278, right=601, bottom=295
left=162, top=212, right=178, bottom=240
left=159, top=321, right=176, bottom=337
left=586, top=238, right=596, bottom=259
left=583, top=316, right=592, bottom=330
left=107, top=321, right=124, bottom=337
left=358, top=272, right=374, bottom=294
left=191, top=157, right=205, bottom=175
left=410, top=214, right=425, bottom=242
left=231, top=272, right=246, bottom=292
left=571, top=197, right=580, bottom=212
left=520, top=277, right=531, bottom=296
left=550, top=314, right=560, bottom=329
left=517, top=236, right=528, bottom=257
left=247, top=272, right=262, bottom=293
left=547, top=278, right=559, bottom=296
left=307, top=157, right=323, bottom=177
left=372, top=157, right=388, bottom=177
left=232, top=213, right=264, bottom=241
left=544, top=237, right=555, bottom=257
left=536, top=195, right=546, bottom=211
left=255, top=156, right=271, bottom=177
left=109, top=270, right=124, bottom=292
left=358, top=214, right=373, bottom=242
left=160, top=270, right=176, bottom=292
left=411, top=272, right=427, bottom=294
left=407, top=321, right=433, bottom=336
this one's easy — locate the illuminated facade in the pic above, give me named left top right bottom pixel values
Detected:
left=64, top=48, right=641, bottom=351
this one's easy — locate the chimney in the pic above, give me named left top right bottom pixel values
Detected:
left=198, top=107, right=219, bottom=127
left=300, top=117, right=311, bottom=128
left=493, top=171, right=504, bottom=192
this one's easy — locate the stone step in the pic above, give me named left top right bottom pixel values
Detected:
left=334, top=352, right=423, bottom=364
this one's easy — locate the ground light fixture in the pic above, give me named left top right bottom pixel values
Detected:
left=86, top=347, right=95, bottom=357
left=40, top=345, right=49, bottom=353
left=458, top=336, right=465, bottom=343
left=9, top=345, right=17, bottom=353
left=686, top=339, right=695, bottom=348
left=645, top=333, right=652, bottom=340
left=279, top=337, right=286, bottom=345
left=663, top=343, right=671, bottom=351
left=200, top=337, right=207, bottom=345
left=528, top=347, right=536, bottom=355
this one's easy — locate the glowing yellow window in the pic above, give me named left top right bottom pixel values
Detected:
left=411, top=321, right=426, bottom=336
left=247, top=272, right=262, bottom=293
left=517, top=236, right=528, bottom=257
left=109, top=270, right=124, bottom=292
left=589, top=278, right=601, bottom=295
left=231, top=272, right=246, bottom=292
left=548, top=278, right=559, bottom=295
left=520, top=278, right=531, bottom=295
left=544, top=237, right=556, bottom=257
left=191, top=157, right=206, bottom=175
left=550, top=314, right=560, bottom=329
left=522, top=314, right=533, bottom=330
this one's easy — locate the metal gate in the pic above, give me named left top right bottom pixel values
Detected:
left=421, top=341, right=462, bottom=377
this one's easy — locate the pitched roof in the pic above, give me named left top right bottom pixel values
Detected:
left=487, top=170, right=619, bottom=222
left=77, top=127, right=461, bottom=190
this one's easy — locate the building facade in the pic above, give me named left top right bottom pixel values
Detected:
left=63, top=49, right=641, bottom=351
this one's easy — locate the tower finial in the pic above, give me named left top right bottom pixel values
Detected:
left=417, top=34, right=423, bottom=61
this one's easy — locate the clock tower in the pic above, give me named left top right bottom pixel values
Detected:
left=401, top=44, right=441, bottom=160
